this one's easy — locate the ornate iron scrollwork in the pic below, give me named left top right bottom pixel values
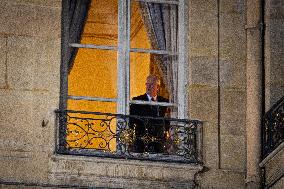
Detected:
left=56, top=109, right=202, bottom=163
left=262, top=96, right=284, bottom=158
left=119, top=128, right=136, bottom=145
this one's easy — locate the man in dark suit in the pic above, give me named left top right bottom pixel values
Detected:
left=129, top=75, right=169, bottom=153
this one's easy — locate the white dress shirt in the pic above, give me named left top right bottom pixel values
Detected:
left=146, top=93, right=157, bottom=101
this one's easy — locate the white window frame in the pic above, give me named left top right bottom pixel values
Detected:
left=66, top=0, right=189, bottom=119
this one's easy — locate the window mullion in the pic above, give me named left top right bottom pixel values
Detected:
left=130, top=100, right=176, bottom=107
left=68, top=95, right=117, bottom=102
left=135, top=0, right=179, bottom=5
left=130, top=47, right=177, bottom=55
left=69, top=43, right=118, bottom=51
left=117, top=0, right=129, bottom=115
left=60, top=0, right=70, bottom=111
left=177, top=0, right=189, bottom=119
left=126, top=0, right=131, bottom=115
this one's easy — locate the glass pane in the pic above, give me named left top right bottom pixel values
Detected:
left=80, top=0, right=118, bottom=46
left=129, top=51, right=179, bottom=154
left=68, top=48, right=117, bottom=99
left=130, top=52, right=178, bottom=104
left=67, top=100, right=116, bottom=113
left=65, top=106, right=117, bottom=152
left=130, top=1, right=178, bottom=51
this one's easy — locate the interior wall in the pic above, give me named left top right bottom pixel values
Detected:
left=66, top=1, right=151, bottom=150
left=68, top=0, right=151, bottom=113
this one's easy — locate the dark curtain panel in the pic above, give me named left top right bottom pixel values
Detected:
left=67, top=0, right=91, bottom=73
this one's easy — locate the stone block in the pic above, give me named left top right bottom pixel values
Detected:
left=266, top=82, right=284, bottom=111
left=7, top=36, right=36, bottom=90
left=33, top=5, right=61, bottom=38
left=220, top=0, right=245, bottom=15
left=0, top=36, right=7, bottom=88
left=271, top=176, right=284, bottom=189
left=49, top=155, right=201, bottom=188
left=220, top=134, right=246, bottom=171
left=262, top=146, right=284, bottom=188
left=0, top=185, right=51, bottom=189
left=33, top=37, right=61, bottom=92
left=0, top=1, right=61, bottom=37
left=6, top=36, right=61, bottom=91
left=0, top=156, right=33, bottom=182
left=219, top=12, right=246, bottom=63
left=0, top=151, right=50, bottom=184
left=0, top=90, right=48, bottom=158
left=189, top=86, right=218, bottom=122
left=202, top=122, right=220, bottom=168
left=265, top=18, right=284, bottom=110
left=220, top=88, right=246, bottom=136
left=31, top=91, right=59, bottom=153
left=198, top=168, right=245, bottom=189
left=189, top=86, right=219, bottom=168
left=0, top=2, right=35, bottom=36
left=219, top=8, right=247, bottom=88
left=189, top=0, right=217, bottom=12
left=220, top=118, right=245, bottom=137
left=269, top=0, right=284, bottom=20
left=0, top=35, right=60, bottom=156
left=219, top=59, right=246, bottom=88
left=12, top=0, right=62, bottom=8
left=270, top=20, right=284, bottom=52
left=0, top=90, right=36, bottom=151
left=189, top=9, right=218, bottom=58
left=270, top=62, right=284, bottom=84
left=189, top=57, right=218, bottom=87
left=0, top=89, right=58, bottom=155
left=189, top=12, right=218, bottom=57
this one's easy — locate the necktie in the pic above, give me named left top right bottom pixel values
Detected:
left=151, top=97, right=159, bottom=116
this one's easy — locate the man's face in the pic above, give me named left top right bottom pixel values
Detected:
left=146, top=78, right=160, bottom=97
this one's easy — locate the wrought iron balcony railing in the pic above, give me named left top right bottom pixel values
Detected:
left=55, top=109, right=203, bottom=163
left=262, top=96, right=284, bottom=159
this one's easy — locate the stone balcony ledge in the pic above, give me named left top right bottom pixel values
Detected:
left=49, top=154, right=203, bottom=189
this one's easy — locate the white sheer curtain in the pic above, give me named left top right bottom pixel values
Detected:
left=139, top=2, right=178, bottom=105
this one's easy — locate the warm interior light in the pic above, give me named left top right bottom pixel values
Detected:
left=67, top=0, right=151, bottom=151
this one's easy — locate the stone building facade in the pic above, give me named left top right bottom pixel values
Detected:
left=0, top=0, right=283, bottom=188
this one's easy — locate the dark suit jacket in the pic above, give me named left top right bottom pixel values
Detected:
left=129, top=93, right=169, bottom=153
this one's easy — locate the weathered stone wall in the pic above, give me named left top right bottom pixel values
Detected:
left=265, top=0, right=284, bottom=111
left=0, top=0, right=61, bottom=185
left=189, top=0, right=247, bottom=188
left=260, top=145, right=284, bottom=189
left=270, top=177, right=284, bottom=189
left=262, top=1, right=284, bottom=187
left=49, top=155, right=201, bottom=189
left=0, top=0, right=283, bottom=188
left=0, top=0, right=200, bottom=188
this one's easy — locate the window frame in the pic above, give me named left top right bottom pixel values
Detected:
left=59, top=0, right=189, bottom=121
left=57, top=0, right=189, bottom=155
